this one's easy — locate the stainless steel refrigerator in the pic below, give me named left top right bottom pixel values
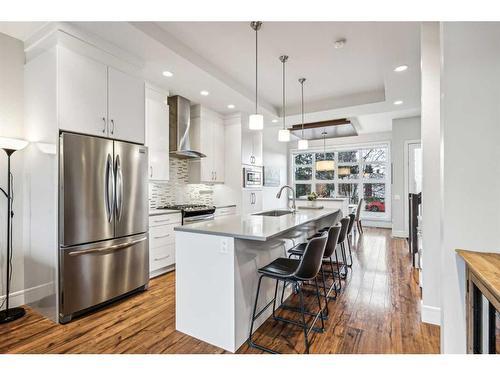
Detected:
left=58, top=132, right=149, bottom=323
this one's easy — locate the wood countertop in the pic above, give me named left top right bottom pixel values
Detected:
left=456, top=249, right=500, bottom=303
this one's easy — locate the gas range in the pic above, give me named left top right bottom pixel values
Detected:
left=158, top=204, right=216, bottom=224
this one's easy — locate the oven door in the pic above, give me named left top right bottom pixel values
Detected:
left=183, top=213, right=215, bottom=225
left=243, top=166, right=263, bottom=188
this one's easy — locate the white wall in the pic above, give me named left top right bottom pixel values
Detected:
left=262, top=126, right=288, bottom=209
left=420, top=22, right=442, bottom=326
left=391, top=116, right=421, bottom=237
left=440, top=22, right=500, bottom=353
left=0, top=32, right=25, bottom=306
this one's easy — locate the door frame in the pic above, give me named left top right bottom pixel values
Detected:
left=403, top=140, right=422, bottom=236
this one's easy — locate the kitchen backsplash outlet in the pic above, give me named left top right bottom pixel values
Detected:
left=149, top=158, right=214, bottom=208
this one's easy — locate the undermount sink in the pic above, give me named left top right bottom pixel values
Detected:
left=253, top=209, right=295, bottom=217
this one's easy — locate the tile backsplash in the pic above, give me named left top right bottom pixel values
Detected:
left=149, top=158, right=214, bottom=208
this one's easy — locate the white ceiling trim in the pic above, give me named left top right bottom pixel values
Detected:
left=130, top=21, right=278, bottom=116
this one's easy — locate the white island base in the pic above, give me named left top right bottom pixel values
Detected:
left=174, top=209, right=341, bottom=352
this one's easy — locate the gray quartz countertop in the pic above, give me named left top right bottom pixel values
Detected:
left=174, top=207, right=340, bottom=241
left=149, top=208, right=182, bottom=216
left=293, top=197, right=349, bottom=202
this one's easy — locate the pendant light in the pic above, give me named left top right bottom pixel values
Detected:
left=316, top=131, right=335, bottom=171
left=278, top=55, right=290, bottom=142
left=249, top=21, right=264, bottom=130
left=297, top=78, right=308, bottom=150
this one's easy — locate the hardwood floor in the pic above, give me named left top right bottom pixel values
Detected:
left=0, top=228, right=439, bottom=354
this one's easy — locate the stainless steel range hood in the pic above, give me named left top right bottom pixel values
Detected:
left=168, top=95, right=206, bottom=159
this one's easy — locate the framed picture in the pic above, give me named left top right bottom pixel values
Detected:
left=264, top=166, right=281, bottom=187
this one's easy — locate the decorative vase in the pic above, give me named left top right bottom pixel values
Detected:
left=308, top=200, right=317, bottom=207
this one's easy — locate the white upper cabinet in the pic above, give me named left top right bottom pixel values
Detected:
left=146, top=87, right=169, bottom=181
left=188, top=106, right=225, bottom=183
left=58, top=48, right=108, bottom=137
left=241, top=127, right=263, bottom=166
left=213, top=117, right=225, bottom=182
left=57, top=47, right=145, bottom=144
left=108, top=67, right=145, bottom=144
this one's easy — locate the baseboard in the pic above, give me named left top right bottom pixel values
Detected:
left=0, top=281, right=54, bottom=308
left=391, top=230, right=408, bottom=238
left=362, top=220, right=392, bottom=229
left=421, top=302, right=441, bottom=326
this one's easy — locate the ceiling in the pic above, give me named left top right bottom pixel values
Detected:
left=0, top=22, right=48, bottom=41
left=156, top=22, right=421, bottom=115
left=0, top=21, right=422, bottom=133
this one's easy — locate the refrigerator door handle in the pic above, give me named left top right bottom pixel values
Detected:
left=115, top=154, right=124, bottom=222
left=67, top=236, right=147, bottom=256
left=105, top=153, right=115, bottom=223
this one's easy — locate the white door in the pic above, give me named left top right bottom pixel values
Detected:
left=213, top=118, right=225, bottom=182
left=58, top=47, right=107, bottom=136
left=146, top=88, right=169, bottom=181
left=241, top=128, right=253, bottom=165
left=242, top=190, right=263, bottom=214
left=108, top=67, right=145, bottom=144
left=242, top=190, right=254, bottom=214
left=252, top=190, right=263, bottom=212
left=252, top=131, right=263, bottom=166
left=409, top=143, right=423, bottom=194
left=405, top=142, right=422, bottom=234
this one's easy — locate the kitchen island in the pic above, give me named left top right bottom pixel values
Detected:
left=174, top=207, right=342, bottom=352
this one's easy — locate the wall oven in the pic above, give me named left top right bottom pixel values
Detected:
left=243, top=166, right=263, bottom=189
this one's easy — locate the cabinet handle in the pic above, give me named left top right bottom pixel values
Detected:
left=215, top=171, right=217, bottom=180
left=153, top=234, right=171, bottom=239
left=154, top=254, right=170, bottom=261
left=154, top=219, right=172, bottom=223
left=150, top=166, right=153, bottom=178
left=110, top=119, right=115, bottom=135
left=102, top=117, right=107, bottom=134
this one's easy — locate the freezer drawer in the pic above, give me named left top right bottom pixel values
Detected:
left=59, top=234, right=149, bottom=322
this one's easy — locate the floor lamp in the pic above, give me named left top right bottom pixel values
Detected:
left=0, top=137, right=28, bottom=324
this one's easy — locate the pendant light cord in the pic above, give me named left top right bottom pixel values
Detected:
left=282, top=58, right=286, bottom=130
left=255, top=26, right=258, bottom=114
left=300, top=79, right=305, bottom=138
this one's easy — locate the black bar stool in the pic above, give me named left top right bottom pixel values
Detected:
left=287, top=224, right=342, bottom=305
left=345, top=213, right=356, bottom=267
left=334, top=216, right=351, bottom=278
left=247, top=234, right=328, bottom=354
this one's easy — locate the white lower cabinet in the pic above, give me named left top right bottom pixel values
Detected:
left=149, top=213, right=181, bottom=277
left=150, top=244, right=175, bottom=273
left=242, top=190, right=262, bottom=214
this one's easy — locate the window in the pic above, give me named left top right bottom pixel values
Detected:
left=292, top=144, right=391, bottom=220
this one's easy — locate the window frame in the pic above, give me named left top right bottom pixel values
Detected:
left=290, top=141, right=392, bottom=221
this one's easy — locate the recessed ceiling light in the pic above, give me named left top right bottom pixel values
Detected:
left=162, top=71, right=173, bottom=77
left=394, top=65, right=408, bottom=72
left=200, top=90, right=210, bottom=96
left=334, top=38, right=346, bottom=49
left=272, top=119, right=278, bottom=123
left=227, top=104, right=235, bottom=109
left=393, top=100, right=403, bottom=105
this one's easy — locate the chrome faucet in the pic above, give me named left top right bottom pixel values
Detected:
left=276, top=185, right=296, bottom=213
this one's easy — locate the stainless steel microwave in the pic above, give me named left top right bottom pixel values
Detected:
left=243, top=166, right=263, bottom=188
